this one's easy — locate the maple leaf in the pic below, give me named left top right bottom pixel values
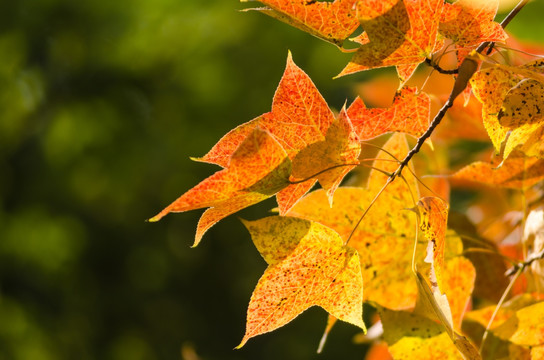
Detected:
left=379, top=308, right=475, bottom=360
left=338, top=0, right=443, bottom=83
left=196, top=52, right=359, bottom=213
left=346, top=87, right=431, bottom=140
left=465, top=294, right=541, bottom=331
left=149, top=128, right=291, bottom=246
left=498, top=79, right=544, bottom=127
left=452, top=152, right=544, bottom=189
left=436, top=96, right=489, bottom=142
left=288, top=134, right=424, bottom=310
left=238, top=216, right=364, bottom=347
left=241, top=0, right=359, bottom=46
left=418, top=197, right=449, bottom=295
left=290, top=107, right=361, bottom=205
left=492, top=301, right=544, bottom=347
left=439, top=0, right=507, bottom=64
left=470, top=59, right=544, bottom=159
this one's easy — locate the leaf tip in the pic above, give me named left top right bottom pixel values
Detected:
left=189, top=156, right=204, bottom=162
left=147, top=213, right=164, bottom=223
left=234, top=337, right=248, bottom=350
left=239, top=217, right=251, bottom=229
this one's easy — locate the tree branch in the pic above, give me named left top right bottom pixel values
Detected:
left=424, top=58, right=459, bottom=74
left=391, top=0, right=530, bottom=180
left=505, top=248, right=544, bottom=276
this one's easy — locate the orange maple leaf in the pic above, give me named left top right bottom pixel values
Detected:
left=290, top=107, right=361, bottom=205
left=439, top=0, right=508, bottom=64
left=338, top=0, right=443, bottom=82
left=238, top=216, right=365, bottom=347
left=452, top=152, right=544, bottom=189
left=149, top=128, right=291, bottom=246
left=346, top=86, right=430, bottom=140
left=197, top=52, right=360, bottom=213
left=241, top=0, right=360, bottom=46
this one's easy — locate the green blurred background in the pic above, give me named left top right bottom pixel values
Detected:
left=0, top=1, right=543, bottom=359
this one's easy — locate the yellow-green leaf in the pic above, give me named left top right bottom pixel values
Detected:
left=492, top=301, right=544, bottom=346
left=380, top=308, right=466, bottom=360
left=238, top=216, right=365, bottom=347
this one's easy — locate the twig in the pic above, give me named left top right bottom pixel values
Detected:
left=288, top=163, right=360, bottom=184
left=505, top=248, right=544, bottom=276
left=424, top=58, right=459, bottom=74
left=479, top=268, right=523, bottom=354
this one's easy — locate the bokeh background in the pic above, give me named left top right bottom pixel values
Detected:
left=1, top=0, right=543, bottom=359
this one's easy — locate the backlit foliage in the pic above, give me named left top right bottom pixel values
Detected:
left=152, top=0, right=544, bottom=358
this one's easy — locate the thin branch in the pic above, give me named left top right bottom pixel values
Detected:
left=424, top=58, right=459, bottom=74
left=479, top=268, right=523, bottom=354
left=505, top=247, right=544, bottom=276
left=345, top=177, right=392, bottom=246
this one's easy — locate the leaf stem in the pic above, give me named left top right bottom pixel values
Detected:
left=288, top=163, right=360, bottom=184
left=479, top=267, right=523, bottom=355
left=345, top=177, right=392, bottom=246
left=424, top=58, right=459, bottom=74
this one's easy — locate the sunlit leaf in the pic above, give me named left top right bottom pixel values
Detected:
left=379, top=307, right=467, bottom=360
left=452, top=153, right=544, bottom=189
left=338, top=0, right=443, bottom=82
left=439, top=0, right=507, bottom=64
left=149, top=128, right=291, bottom=246
left=288, top=134, right=423, bottom=309
left=346, top=87, right=430, bottom=140
left=465, top=294, right=541, bottom=330
left=470, top=61, right=544, bottom=159
left=241, top=0, right=360, bottom=46
left=238, top=216, right=365, bottom=347
left=196, top=52, right=357, bottom=214
left=418, top=196, right=449, bottom=294
left=492, top=301, right=544, bottom=346
left=290, top=108, right=361, bottom=205
left=498, top=79, right=544, bottom=128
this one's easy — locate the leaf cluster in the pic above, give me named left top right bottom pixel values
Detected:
left=152, top=1, right=544, bottom=359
